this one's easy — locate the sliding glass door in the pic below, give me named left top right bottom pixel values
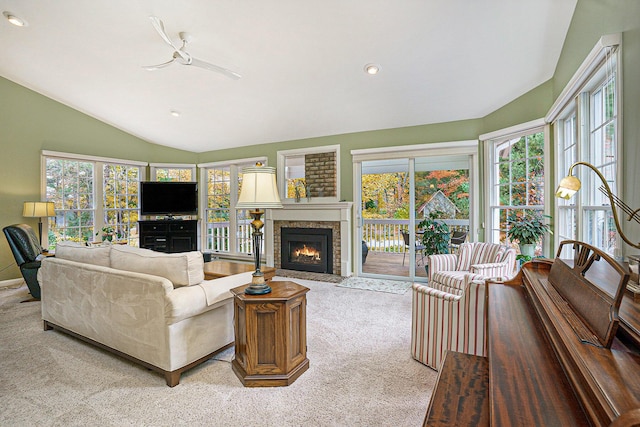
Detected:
left=354, top=147, right=477, bottom=281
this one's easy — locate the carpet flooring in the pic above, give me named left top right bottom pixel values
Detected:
left=0, top=277, right=436, bottom=426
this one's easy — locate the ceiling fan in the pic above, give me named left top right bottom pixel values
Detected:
left=143, top=16, right=241, bottom=80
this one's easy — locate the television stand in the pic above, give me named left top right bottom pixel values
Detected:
left=139, top=219, right=197, bottom=253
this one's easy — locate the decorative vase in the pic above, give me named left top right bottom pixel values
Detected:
left=519, top=243, right=535, bottom=257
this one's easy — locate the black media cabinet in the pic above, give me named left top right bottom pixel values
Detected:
left=138, top=220, right=198, bottom=253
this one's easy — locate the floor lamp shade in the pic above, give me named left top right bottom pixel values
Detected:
left=22, top=201, right=55, bottom=218
left=22, top=201, right=55, bottom=246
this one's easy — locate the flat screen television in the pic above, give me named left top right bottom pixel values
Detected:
left=140, top=181, right=198, bottom=216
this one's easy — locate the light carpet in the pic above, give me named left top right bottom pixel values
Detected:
left=337, top=277, right=413, bottom=295
left=0, top=277, right=435, bottom=426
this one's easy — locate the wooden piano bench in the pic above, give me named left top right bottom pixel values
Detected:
left=423, top=350, right=489, bottom=427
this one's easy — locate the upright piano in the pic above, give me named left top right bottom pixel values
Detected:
left=424, top=240, right=640, bottom=426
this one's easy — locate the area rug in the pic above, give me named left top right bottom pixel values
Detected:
left=337, top=276, right=413, bottom=294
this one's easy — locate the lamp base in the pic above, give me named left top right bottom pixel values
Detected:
left=244, top=283, right=272, bottom=295
left=245, top=271, right=271, bottom=295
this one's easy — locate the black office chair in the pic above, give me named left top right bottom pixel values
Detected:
left=401, top=230, right=425, bottom=266
left=3, top=224, right=45, bottom=300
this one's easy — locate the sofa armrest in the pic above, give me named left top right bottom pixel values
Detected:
left=470, top=262, right=511, bottom=280
left=166, top=271, right=254, bottom=324
left=412, top=283, right=461, bottom=302
left=198, top=271, right=254, bottom=306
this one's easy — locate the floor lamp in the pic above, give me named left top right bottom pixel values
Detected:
left=236, top=163, right=283, bottom=295
left=22, top=201, right=56, bottom=247
left=556, top=161, right=640, bottom=250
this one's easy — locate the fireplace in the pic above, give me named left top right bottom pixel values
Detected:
left=281, top=227, right=333, bottom=274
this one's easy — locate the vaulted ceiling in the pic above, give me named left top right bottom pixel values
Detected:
left=0, top=0, right=577, bottom=152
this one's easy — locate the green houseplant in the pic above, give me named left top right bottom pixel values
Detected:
left=418, top=210, right=450, bottom=274
left=506, top=211, right=552, bottom=257
left=96, top=226, right=121, bottom=243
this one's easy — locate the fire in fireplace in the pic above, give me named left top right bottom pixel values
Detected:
left=281, top=227, right=333, bottom=274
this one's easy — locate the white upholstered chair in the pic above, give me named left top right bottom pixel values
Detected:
left=411, top=242, right=517, bottom=370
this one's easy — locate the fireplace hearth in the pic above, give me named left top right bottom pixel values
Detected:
left=281, top=227, right=333, bottom=274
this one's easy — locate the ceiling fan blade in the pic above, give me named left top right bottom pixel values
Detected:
left=148, top=16, right=180, bottom=50
left=189, top=58, right=242, bottom=80
left=142, top=58, right=176, bottom=71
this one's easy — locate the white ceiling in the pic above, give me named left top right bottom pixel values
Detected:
left=0, top=0, right=577, bottom=153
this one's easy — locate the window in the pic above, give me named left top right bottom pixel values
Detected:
left=199, top=158, right=266, bottom=257
left=103, top=164, right=140, bottom=246
left=551, top=35, right=621, bottom=257
left=557, top=113, right=577, bottom=243
left=277, top=145, right=340, bottom=202
left=45, top=158, right=95, bottom=245
left=484, top=123, right=547, bottom=255
left=149, top=163, right=196, bottom=182
left=43, top=151, right=146, bottom=250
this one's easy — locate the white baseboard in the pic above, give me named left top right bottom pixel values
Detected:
left=0, top=278, right=25, bottom=289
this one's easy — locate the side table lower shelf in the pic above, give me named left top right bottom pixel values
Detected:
left=230, top=280, right=309, bottom=387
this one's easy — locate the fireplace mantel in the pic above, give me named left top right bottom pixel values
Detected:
left=266, top=202, right=352, bottom=275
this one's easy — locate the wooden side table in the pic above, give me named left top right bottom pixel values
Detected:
left=204, top=260, right=275, bottom=281
left=230, top=281, right=309, bottom=387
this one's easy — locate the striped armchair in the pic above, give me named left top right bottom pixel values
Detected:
left=410, top=242, right=516, bottom=370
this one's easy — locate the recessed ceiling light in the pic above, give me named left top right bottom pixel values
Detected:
left=3, top=11, right=28, bottom=27
left=170, top=110, right=181, bottom=117
left=364, top=63, right=380, bottom=75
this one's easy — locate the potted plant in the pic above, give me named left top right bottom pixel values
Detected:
left=96, top=226, right=121, bottom=243
left=506, top=211, right=552, bottom=257
left=418, top=210, right=450, bottom=274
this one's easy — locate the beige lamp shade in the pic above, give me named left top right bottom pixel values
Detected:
left=23, top=201, right=55, bottom=218
left=555, top=175, right=581, bottom=199
left=236, top=165, right=283, bottom=209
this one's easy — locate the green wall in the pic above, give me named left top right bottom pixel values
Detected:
left=2, top=0, right=639, bottom=281
left=0, top=77, right=197, bottom=281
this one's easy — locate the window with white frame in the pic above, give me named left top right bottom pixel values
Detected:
left=149, top=163, right=196, bottom=182
left=277, top=145, right=340, bottom=202
left=551, top=35, right=620, bottom=257
left=199, top=158, right=266, bottom=256
left=103, top=164, right=141, bottom=246
left=43, top=152, right=146, bottom=249
left=485, top=125, right=547, bottom=255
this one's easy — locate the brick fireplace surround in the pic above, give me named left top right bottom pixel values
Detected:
left=266, top=202, right=353, bottom=276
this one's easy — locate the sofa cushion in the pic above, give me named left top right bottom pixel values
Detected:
left=432, top=270, right=468, bottom=291
left=110, top=245, right=204, bottom=287
left=54, top=241, right=111, bottom=267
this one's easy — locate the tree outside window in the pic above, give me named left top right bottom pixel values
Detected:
left=46, top=158, right=95, bottom=249
left=491, top=131, right=546, bottom=255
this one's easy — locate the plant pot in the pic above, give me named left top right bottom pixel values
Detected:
left=519, top=243, right=535, bottom=257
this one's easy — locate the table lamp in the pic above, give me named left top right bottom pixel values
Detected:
left=23, top=201, right=55, bottom=245
left=556, top=161, right=640, bottom=249
left=236, top=162, right=283, bottom=294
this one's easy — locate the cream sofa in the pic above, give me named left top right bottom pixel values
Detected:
left=38, top=242, right=253, bottom=387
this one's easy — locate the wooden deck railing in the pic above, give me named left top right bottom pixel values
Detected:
left=363, top=219, right=470, bottom=253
